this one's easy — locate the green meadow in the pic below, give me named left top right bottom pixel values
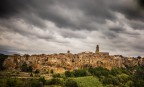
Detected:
left=73, top=76, right=103, bottom=87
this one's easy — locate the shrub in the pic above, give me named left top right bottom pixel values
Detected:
left=110, top=68, right=122, bottom=76
left=117, top=74, right=130, bottom=83
left=30, top=80, right=43, bottom=87
left=52, top=73, right=61, bottom=78
left=102, top=75, right=120, bottom=86
left=65, top=69, right=88, bottom=77
left=34, top=69, right=40, bottom=74
left=50, top=69, right=54, bottom=74
left=6, top=78, right=24, bottom=87
left=6, top=78, right=17, bottom=87
left=20, top=62, right=33, bottom=72
left=46, top=78, right=63, bottom=85
left=65, top=79, right=78, bottom=87
left=20, top=62, right=28, bottom=72
left=73, top=69, right=88, bottom=77
left=89, top=67, right=109, bottom=77
left=0, top=54, right=8, bottom=70
left=39, top=77, right=46, bottom=85
left=65, top=71, right=74, bottom=77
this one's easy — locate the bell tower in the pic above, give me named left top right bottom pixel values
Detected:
left=95, top=45, right=99, bottom=53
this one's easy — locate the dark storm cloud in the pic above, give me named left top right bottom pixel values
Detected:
left=0, top=0, right=143, bottom=29
left=79, top=0, right=115, bottom=21
left=0, top=19, right=55, bottom=41
left=0, top=0, right=53, bottom=28
left=0, top=0, right=32, bottom=18
left=133, top=45, right=144, bottom=52
left=18, top=13, right=47, bottom=28
left=31, top=0, right=144, bottom=29
left=129, top=21, right=144, bottom=30
left=110, top=0, right=144, bottom=21
left=0, top=1, right=142, bottom=24
left=103, top=30, right=119, bottom=40
left=0, top=0, right=144, bottom=56
left=114, top=7, right=144, bottom=21
left=109, top=26, right=140, bottom=36
left=0, top=0, right=115, bottom=29
left=0, top=0, right=56, bottom=17
left=59, top=29, right=86, bottom=39
left=110, top=27, right=125, bottom=33
left=36, top=0, right=115, bottom=29
left=137, top=0, right=144, bottom=9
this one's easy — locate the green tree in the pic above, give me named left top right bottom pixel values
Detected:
left=0, top=54, right=8, bottom=70
left=65, top=79, right=78, bottom=87
left=30, top=80, right=43, bottom=87
left=34, top=69, right=40, bottom=74
left=27, top=66, right=33, bottom=72
left=73, top=69, right=88, bottom=77
left=110, top=68, right=122, bottom=76
left=118, top=74, right=130, bottom=83
left=65, top=71, right=74, bottom=77
left=48, top=78, right=63, bottom=85
left=20, top=62, right=28, bottom=72
left=39, top=77, right=46, bottom=85
left=89, top=67, right=109, bottom=77
left=52, top=73, right=61, bottom=78
left=50, top=69, right=54, bottom=74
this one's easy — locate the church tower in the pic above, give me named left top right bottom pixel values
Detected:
left=95, top=45, right=99, bottom=53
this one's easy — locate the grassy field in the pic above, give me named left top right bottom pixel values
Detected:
left=43, top=76, right=103, bottom=87
left=73, top=76, right=103, bottom=87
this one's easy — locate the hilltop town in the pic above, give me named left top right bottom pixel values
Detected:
left=3, top=45, right=144, bottom=74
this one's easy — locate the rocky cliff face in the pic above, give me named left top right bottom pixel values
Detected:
left=3, top=52, right=144, bottom=73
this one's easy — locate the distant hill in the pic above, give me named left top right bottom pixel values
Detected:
left=0, top=50, right=18, bottom=55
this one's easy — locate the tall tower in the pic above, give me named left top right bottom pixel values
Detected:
left=95, top=45, right=99, bottom=53
left=67, top=50, right=70, bottom=53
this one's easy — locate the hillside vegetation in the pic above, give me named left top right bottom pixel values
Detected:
left=0, top=57, right=144, bottom=87
left=74, top=76, right=103, bottom=87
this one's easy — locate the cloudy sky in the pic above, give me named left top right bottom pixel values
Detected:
left=0, top=0, right=144, bottom=56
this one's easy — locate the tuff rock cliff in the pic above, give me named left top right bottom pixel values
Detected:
left=2, top=45, right=144, bottom=73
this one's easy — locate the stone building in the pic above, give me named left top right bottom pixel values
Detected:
left=3, top=45, right=144, bottom=73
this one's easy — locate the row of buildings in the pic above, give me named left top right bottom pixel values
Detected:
left=3, top=45, right=144, bottom=73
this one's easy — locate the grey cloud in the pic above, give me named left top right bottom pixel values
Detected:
left=129, top=20, right=144, bottom=30
left=0, top=0, right=115, bottom=29
left=18, top=12, right=47, bottom=29
left=119, top=8, right=144, bottom=21
left=137, top=0, right=144, bottom=9
left=3, top=0, right=113, bottom=30
left=133, top=45, right=144, bottom=52
left=0, top=44, right=22, bottom=54
left=0, top=0, right=144, bottom=56
left=33, top=0, right=144, bottom=29
left=109, top=26, right=140, bottom=36
left=1, top=0, right=143, bottom=29
left=104, top=31, right=118, bottom=40
left=59, top=29, right=86, bottom=39
left=0, top=19, right=55, bottom=41
left=0, top=0, right=32, bottom=18
left=109, top=0, right=144, bottom=21
left=109, top=27, right=125, bottom=33
left=0, top=0, right=55, bottom=18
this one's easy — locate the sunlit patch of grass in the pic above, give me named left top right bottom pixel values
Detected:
left=73, top=76, right=103, bottom=87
